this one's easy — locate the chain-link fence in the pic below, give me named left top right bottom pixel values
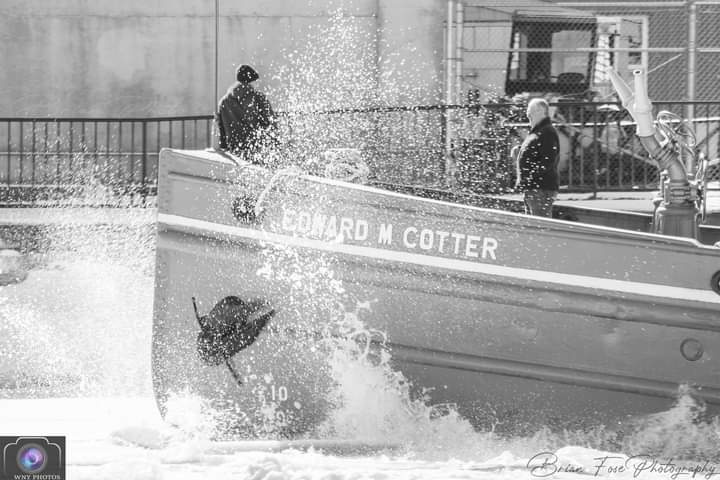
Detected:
left=460, top=1, right=720, bottom=103
left=453, top=0, right=720, bottom=188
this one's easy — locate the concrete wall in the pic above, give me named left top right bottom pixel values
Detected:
left=0, top=0, right=448, bottom=117
left=377, top=0, right=445, bottom=105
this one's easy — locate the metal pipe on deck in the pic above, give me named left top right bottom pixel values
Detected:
left=609, top=67, right=699, bottom=238
left=629, top=69, right=688, bottom=183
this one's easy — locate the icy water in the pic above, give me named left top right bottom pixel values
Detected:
left=2, top=208, right=720, bottom=479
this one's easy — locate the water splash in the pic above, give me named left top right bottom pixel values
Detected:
left=247, top=233, right=720, bottom=464
left=0, top=206, right=155, bottom=397
left=162, top=390, right=221, bottom=442
left=271, top=10, right=378, bottom=113
left=251, top=237, right=539, bottom=459
left=622, top=388, right=720, bottom=461
left=256, top=9, right=446, bottom=185
left=315, top=299, right=481, bottom=459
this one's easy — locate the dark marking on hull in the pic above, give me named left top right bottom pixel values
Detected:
left=193, top=296, right=276, bottom=374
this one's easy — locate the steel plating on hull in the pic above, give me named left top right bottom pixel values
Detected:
left=152, top=148, right=720, bottom=438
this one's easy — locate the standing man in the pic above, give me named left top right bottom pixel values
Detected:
left=514, top=98, right=560, bottom=217
left=216, top=64, right=277, bottom=161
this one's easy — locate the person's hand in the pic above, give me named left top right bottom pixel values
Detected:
left=607, top=68, right=655, bottom=137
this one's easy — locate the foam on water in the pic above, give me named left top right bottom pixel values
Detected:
left=0, top=207, right=155, bottom=397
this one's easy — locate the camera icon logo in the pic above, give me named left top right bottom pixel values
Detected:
left=16, top=443, right=47, bottom=474
left=1, top=436, right=65, bottom=480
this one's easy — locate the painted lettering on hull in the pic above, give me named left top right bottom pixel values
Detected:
left=280, top=209, right=498, bottom=261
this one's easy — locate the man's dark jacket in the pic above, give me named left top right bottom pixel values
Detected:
left=216, top=82, right=276, bottom=156
left=517, top=116, right=559, bottom=191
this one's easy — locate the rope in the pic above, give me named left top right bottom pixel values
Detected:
left=253, top=166, right=303, bottom=220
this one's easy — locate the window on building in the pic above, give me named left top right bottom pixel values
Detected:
left=506, top=17, right=596, bottom=96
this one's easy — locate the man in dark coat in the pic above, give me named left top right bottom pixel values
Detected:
left=514, top=98, right=560, bottom=217
left=216, top=65, right=277, bottom=160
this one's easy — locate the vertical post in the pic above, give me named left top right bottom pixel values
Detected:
left=80, top=122, right=86, bottom=174
left=93, top=122, right=98, bottom=189
left=446, top=0, right=454, bottom=107
left=455, top=0, right=463, bottom=105
left=118, top=121, right=123, bottom=194
left=31, top=120, right=36, bottom=188
left=130, top=121, right=135, bottom=195
left=19, top=121, right=24, bottom=195
left=56, top=121, right=61, bottom=195
left=214, top=0, right=219, bottom=115
left=687, top=0, right=697, bottom=173
left=105, top=122, right=110, bottom=187
left=142, top=120, right=148, bottom=202
left=211, top=0, right=220, bottom=150
left=68, top=121, right=73, bottom=174
left=445, top=0, right=455, bottom=183
left=454, top=0, right=464, bottom=187
left=6, top=122, right=11, bottom=202
left=45, top=122, right=49, bottom=190
left=641, top=16, right=649, bottom=72
left=592, top=105, right=599, bottom=197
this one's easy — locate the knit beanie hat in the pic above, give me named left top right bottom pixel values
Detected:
left=236, top=65, right=259, bottom=83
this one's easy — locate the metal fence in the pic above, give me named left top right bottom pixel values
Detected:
left=0, top=116, right=212, bottom=206
left=2, top=101, right=720, bottom=206
left=450, top=100, right=720, bottom=193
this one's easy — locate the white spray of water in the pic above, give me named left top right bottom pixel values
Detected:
left=0, top=206, right=155, bottom=397
left=257, top=9, right=444, bottom=185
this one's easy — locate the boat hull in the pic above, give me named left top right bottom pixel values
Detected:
left=153, top=149, right=720, bottom=437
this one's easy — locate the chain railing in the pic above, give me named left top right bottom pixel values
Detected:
left=2, top=101, right=719, bottom=206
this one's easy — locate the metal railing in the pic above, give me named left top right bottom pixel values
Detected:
left=454, top=100, right=720, bottom=193
left=1, top=101, right=719, bottom=207
left=0, top=116, right=212, bottom=206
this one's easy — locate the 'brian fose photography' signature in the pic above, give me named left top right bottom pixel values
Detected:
left=527, top=452, right=720, bottom=478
